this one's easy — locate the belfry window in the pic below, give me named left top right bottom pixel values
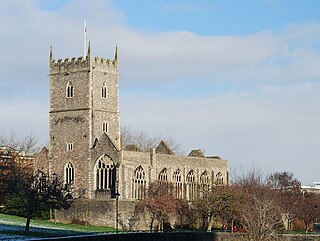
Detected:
left=102, top=121, right=108, bottom=133
left=66, top=81, right=74, bottom=98
left=101, top=83, right=108, bottom=98
left=132, top=166, right=146, bottom=199
left=173, top=169, right=183, bottom=199
left=186, top=170, right=196, bottom=201
left=65, top=162, right=74, bottom=185
left=95, top=155, right=114, bottom=190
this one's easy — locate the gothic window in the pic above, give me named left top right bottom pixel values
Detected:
left=186, top=170, right=196, bottom=201
left=66, top=81, right=74, bottom=98
left=132, top=165, right=146, bottom=200
left=159, top=168, right=168, bottom=183
left=200, top=171, right=209, bottom=195
left=216, top=172, right=223, bottom=185
left=65, top=162, right=74, bottom=185
left=101, top=83, right=108, bottom=98
left=173, top=169, right=183, bottom=199
left=95, top=155, right=114, bottom=190
left=102, top=121, right=108, bottom=133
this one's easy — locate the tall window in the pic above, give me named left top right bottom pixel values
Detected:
left=216, top=172, right=223, bottom=185
left=102, top=121, right=108, bottom=133
left=159, top=168, right=168, bottom=183
left=186, top=170, right=196, bottom=201
left=132, top=166, right=146, bottom=199
left=101, top=83, right=108, bottom=98
left=65, top=162, right=74, bottom=185
left=173, top=169, right=183, bottom=199
left=95, top=155, right=114, bottom=190
left=66, top=81, right=73, bottom=98
left=200, top=171, right=209, bottom=195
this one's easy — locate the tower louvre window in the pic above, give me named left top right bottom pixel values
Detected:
left=102, top=122, right=108, bottom=133
left=101, top=83, right=108, bottom=98
left=66, top=81, right=74, bottom=98
left=67, top=143, right=73, bottom=151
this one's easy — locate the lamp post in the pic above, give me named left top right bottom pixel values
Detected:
left=115, top=191, right=120, bottom=233
left=223, top=196, right=227, bottom=232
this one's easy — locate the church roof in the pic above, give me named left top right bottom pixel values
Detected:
left=155, top=141, right=174, bottom=155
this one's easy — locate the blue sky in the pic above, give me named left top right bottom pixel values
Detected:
left=0, top=0, right=320, bottom=185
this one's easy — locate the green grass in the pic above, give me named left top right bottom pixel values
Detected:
left=0, top=213, right=116, bottom=237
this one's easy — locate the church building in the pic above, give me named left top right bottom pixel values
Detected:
left=46, top=44, right=230, bottom=229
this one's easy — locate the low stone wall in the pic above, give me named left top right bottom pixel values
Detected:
left=55, top=198, right=149, bottom=230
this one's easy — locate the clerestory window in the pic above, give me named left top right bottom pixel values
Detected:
left=66, top=81, right=74, bottom=98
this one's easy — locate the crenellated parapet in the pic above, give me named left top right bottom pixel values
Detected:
left=92, top=56, right=118, bottom=74
left=49, top=44, right=119, bottom=75
left=50, top=56, right=90, bottom=75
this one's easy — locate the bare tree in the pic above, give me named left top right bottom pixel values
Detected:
left=267, top=171, right=302, bottom=231
left=140, top=181, right=183, bottom=231
left=194, top=185, right=237, bottom=231
left=0, top=129, right=40, bottom=154
left=234, top=169, right=283, bottom=241
left=293, top=192, right=320, bottom=233
left=121, top=126, right=184, bottom=155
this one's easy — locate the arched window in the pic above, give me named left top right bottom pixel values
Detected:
left=66, top=81, right=74, bottom=98
left=132, top=166, right=146, bottom=199
left=159, top=168, right=168, bottom=183
left=95, top=155, right=114, bottom=190
left=173, top=169, right=183, bottom=199
left=65, top=162, right=74, bottom=185
left=186, top=170, right=196, bottom=201
left=216, top=172, right=223, bottom=185
left=101, top=83, right=108, bottom=98
left=200, top=171, right=209, bottom=195
left=102, top=121, right=108, bottom=133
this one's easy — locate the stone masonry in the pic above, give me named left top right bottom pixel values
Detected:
left=43, top=44, right=230, bottom=229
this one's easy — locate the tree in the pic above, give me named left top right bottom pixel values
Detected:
left=234, top=169, right=283, bottom=241
left=1, top=164, right=72, bottom=233
left=140, top=181, right=183, bottom=231
left=194, top=185, right=237, bottom=231
left=121, top=126, right=184, bottom=155
left=293, top=192, right=320, bottom=233
left=267, top=171, right=302, bottom=231
left=0, top=129, right=40, bottom=154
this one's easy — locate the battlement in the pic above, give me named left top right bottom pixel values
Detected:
left=50, top=45, right=118, bottom=74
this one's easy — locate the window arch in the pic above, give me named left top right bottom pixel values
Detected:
left=95, top=155, right=114, bottom=190
left=216, top=172, right=223, bottom=185
left=132, top=166, right=146, bottom=199
left=101, top=83, right=108, bottom=98
left=173, top=169, right=183, bottom=199
left=200, top=171, right=209, bottom=195
left=66, top=81, right=74, bottom=98
left=186, top=170, right=196, bottom=201
left=159, top=168, right=168, bottom=183
left=65, top=162, right=74, bottom=185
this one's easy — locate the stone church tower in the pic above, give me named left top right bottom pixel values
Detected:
left=49, top=44, right=121, bottom=199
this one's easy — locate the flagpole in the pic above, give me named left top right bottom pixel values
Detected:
left=84, top=18, right=87, bottom=57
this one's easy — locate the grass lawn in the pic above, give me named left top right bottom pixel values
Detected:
left=0, top=213, right=116, bottom=237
